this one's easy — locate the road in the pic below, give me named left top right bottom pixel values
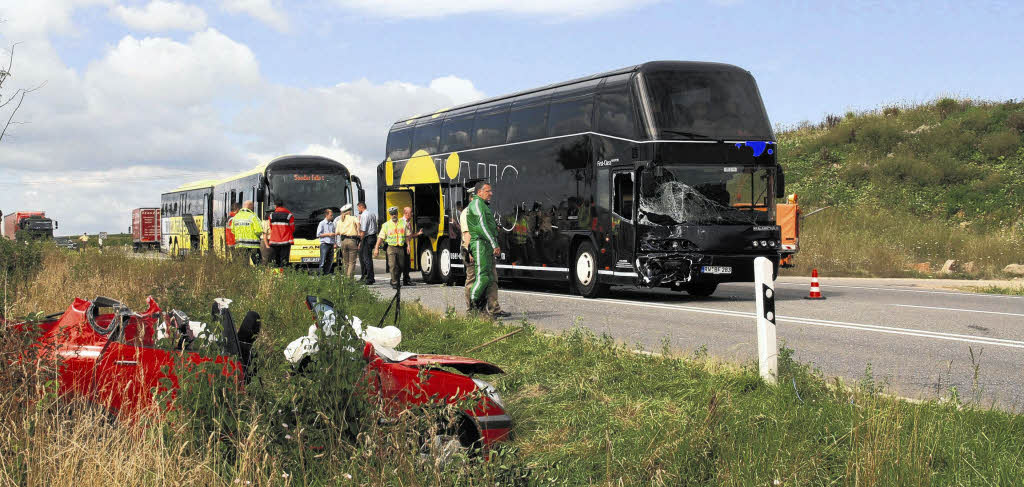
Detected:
left=365, top=261, right=1024, bottom=410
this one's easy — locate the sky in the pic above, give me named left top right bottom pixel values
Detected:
left=0, top=0, right=1021, bottom=235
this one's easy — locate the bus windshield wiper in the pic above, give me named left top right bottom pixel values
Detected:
left=660, top=130, right=715, bottom=140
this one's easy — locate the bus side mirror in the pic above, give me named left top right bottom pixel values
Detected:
left=358, top=189, right=366, bottom=205
left=256, top=187, right=265, bottom=203
left=775, top=166, right=786, bottom=199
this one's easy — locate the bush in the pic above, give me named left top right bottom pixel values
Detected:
left=0, top=239, right=45, bottom=316
left=1006, top=111, right=1024, bottom=134
left=980, top=130, right=1022, bottom=158
left=872, top=153, right=942, bottom=186
left=882, top=106, right=900, bottom=117
left=857, top=116, right=904, bottom=154
left=960, top=107, right=993, bottom=133
left=936, top=97, right=963, bottom=119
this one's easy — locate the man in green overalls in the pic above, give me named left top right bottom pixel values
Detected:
left=466, top=182, right=510, bottom=318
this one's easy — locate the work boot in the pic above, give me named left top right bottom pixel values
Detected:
left=490, top=310, right=511, bottom=318
left=403, top=280, right=415, bottom=286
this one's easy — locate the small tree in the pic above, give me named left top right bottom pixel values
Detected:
left=0, top=38, right=44, bottom=144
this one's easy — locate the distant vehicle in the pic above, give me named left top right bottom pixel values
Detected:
left=2, top=211, right=57, bottom=241
left=131, top=208, right=162, bottom=252
left=160, top=155, right=365, bottom=264
left=378, top=60, right=793, bottom=297
left=54, top=237, right=77, bottom=251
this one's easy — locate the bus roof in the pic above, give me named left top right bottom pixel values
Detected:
left=165, top=154, right=349, bottom=195
left=169, top=179, right=218, bottom=193
left=391, top=61, right=750, bottom=127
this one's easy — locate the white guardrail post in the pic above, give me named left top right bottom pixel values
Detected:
left=753, top=256, right=777, bottom=384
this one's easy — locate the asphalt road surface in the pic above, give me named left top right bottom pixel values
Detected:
left=365, top=261, right=1024, bottom=410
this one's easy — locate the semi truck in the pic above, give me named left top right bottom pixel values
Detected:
left=2, top=211, right=57, bottom=241
left=131, top=208, right=162, bottom=252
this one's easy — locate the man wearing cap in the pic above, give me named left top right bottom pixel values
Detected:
left=373, top=206, right=407, bottom=289
left=334, top=203, right=361, bottom=278
left=316, top=209, right=336, bottom=275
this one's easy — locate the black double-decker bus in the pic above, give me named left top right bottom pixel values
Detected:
left=377, top=61, right=786, bottom=298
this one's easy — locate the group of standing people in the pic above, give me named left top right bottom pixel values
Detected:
left=225, top=199, right=296, bottom=268
left=314, top=202, right=378, bottom=282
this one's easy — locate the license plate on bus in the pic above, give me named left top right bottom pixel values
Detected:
left=701, top=266, right=732, bottom=275
left=301, top=257, right=320, bottom=263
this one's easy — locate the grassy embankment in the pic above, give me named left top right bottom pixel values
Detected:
left=2, top=243, right=1023, bottom=485
left=778, top=98, right=1024, bottom=279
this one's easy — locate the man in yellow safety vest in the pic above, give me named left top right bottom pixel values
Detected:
left=373, top=206, right=407, bottom=289
left=231, top=200, right=263, bottom=266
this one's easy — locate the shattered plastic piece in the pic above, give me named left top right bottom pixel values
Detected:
left=373, top=345, right=418, bottom=363
left=284, top=314, right=403, bottom=364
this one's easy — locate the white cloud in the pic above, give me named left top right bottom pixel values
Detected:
left=109, top=1, right=208, bottom=32
left=219, top=0, right=289, bottom=32
left=331, top=0, right=661, bottom=18
left=0, top=23, right=480, bottom=234
left=0, top=0, right=113, bottom=38
left=429, top=76, right=486, bottom=105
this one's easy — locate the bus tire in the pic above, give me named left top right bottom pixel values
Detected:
left=685, top=282, right=718, bottom=297
left=437, top=239, right=454, bottom=286
left=572, top=241, right=607, bottom=299
left=420, top=244, right=440, bottom=284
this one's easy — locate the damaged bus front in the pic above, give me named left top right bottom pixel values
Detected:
left=627, top=63, right=784, bottom=295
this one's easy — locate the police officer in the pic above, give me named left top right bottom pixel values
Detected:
left=373, top=206, right=407, bottom=289
left=231, top=200, right=263, bottom=265
left=334, top=203, right=361, bottom=278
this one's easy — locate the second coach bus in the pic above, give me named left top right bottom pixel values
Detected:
left=162, top=155, right=364, bottom=264
left=377, top=61, right=791, bottom=297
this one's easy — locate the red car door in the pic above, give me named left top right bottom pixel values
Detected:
left=94, top=318, right=176, bottom=416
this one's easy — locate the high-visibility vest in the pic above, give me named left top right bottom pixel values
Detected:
left=513, top=216, right=529, bottom=244
left=380, top=219, right=406, bottom=246
left=269, top=206, right=295, bottom=245
left=231, top=209, right=262, bottom=248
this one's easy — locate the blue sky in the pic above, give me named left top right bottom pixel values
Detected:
left=0, top=0, right=1021, bottom=234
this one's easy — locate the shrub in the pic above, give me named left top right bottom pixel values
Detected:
left=857, top=117, right=904, bottom=154
left=823, top=113, right=842, bottom=128
left=936, top=97, right=963, bottom=119
left=872, top=153, right=942, bottom=186
left=960, top=108, right=993, bottom=133
left=980, top=130, right=1021, bottom=158
left=883, top=106, right=900, bottom=118
left=1007, top=111, right=1024, bottom=133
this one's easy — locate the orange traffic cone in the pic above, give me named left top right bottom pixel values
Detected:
left=804, top=269, right=826, bottom=300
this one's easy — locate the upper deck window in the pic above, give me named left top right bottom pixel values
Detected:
left=386, top=125, right=413, bottom=160
left=644, top=69, right=773, bottom=141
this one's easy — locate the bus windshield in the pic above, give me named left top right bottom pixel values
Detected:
left=638, top=165, right=773, bottom=226
left=267, top=170, right=351, bottom=223
left=644, top=69, right=773, bottom=140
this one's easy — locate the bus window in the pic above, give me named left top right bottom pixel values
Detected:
left=412, top=119, right=441, bottom=155
left=507, top=93, right=551, bottom=143
left=386, top=125, right=413, bottom=160
left=548, top=94, right=594, bottom=137
left=473, top=103, right=510, bottom=148
left=597, top=81, right=638, bottom=139
left=441, top=111, right=474, bottom=152
left=612, top=172, right=634, bottom=220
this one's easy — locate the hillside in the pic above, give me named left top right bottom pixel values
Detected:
left=777, top=98, right=1024, bottom=278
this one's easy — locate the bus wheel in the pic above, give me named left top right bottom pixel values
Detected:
left=437, top=241, right=454, bottom=286
left=685, top=282, right=718, bottom=297
left=573, top=241, right=607, bottom=298
left=420, top=245, right=440, bottom=284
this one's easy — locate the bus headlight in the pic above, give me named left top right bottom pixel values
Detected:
left=752, top=240, right=759, bottom=247
left=472, top=378, right=505, bottom=409
left=760, top=240, right=768, bottom=247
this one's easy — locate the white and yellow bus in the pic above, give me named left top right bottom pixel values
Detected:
left=161, top=155, right=364, bottom=264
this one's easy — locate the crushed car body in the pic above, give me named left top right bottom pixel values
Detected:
left=292, top=296, right=512, bottom=448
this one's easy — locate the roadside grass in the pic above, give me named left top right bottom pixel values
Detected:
left=2, top=248, right=1024, bottom=485
left=960, top=284, right=1024, bottom=296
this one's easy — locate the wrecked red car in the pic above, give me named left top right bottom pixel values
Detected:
left=12, top=296, right=257, bottom=417
left=297, top=296, right=512, bottom=449
left=10, top=295, right=511, bottom=449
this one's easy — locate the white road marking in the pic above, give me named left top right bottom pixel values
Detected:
left=775, top=281, right=1024, bottom=299
left=501, top=289, right=1024, bottom=349
left=892, top=304, right=1024, bottom=318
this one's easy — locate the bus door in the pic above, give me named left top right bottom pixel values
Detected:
left=385, top=188, right=414, bottom=269
left=610, top=170, right=637, bottom=269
